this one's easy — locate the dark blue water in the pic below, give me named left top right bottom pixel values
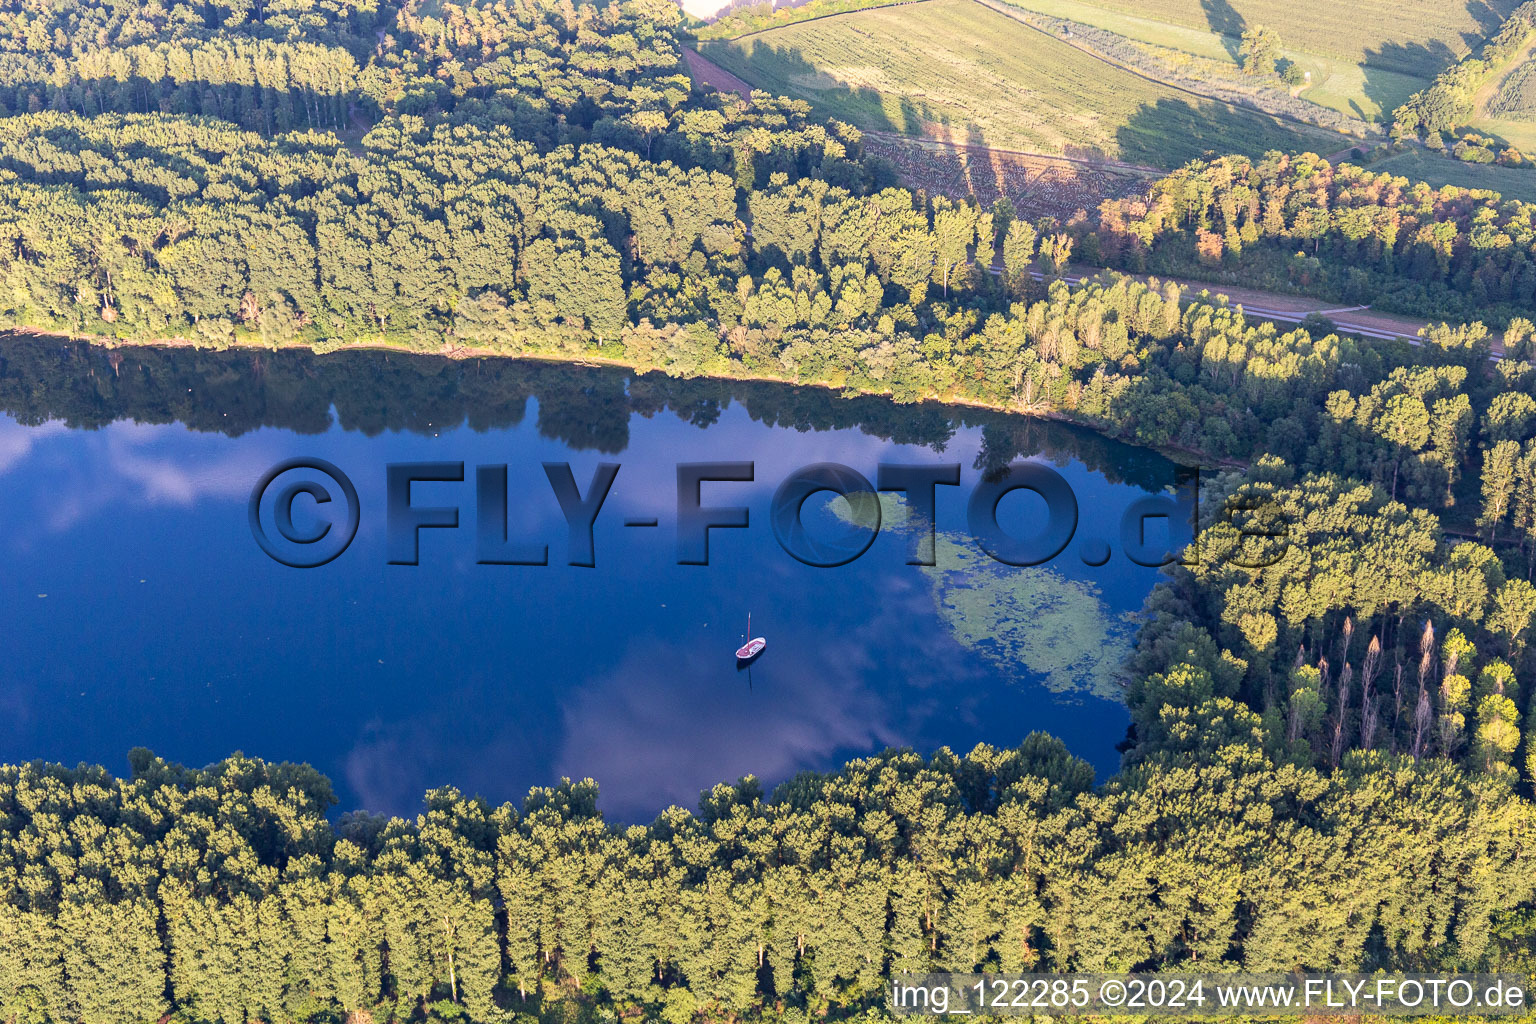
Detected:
left=0, top=341, right=1179, bottom=819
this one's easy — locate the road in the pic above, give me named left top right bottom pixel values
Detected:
left=1033, top=268, right=1435, bottom=346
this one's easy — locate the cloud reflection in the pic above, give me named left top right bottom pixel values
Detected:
left=0, top=418, right=66, bottom=475
left=553, top=641, right=901, bottom=818
left=344, top=719, right=442, bottom=818
left=108, top=431, right=266, bottom=506
left=335, top=594, right=986, bottom=822
left=0, top=416, right=278, bottom=544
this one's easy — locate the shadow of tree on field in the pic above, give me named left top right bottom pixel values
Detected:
left=1357, top=39, right=1460, bottom=125
left=699, top=36, right=1025, bottom=174
left=702, top=34, right=1160, bottom=213
left=1188, top=0, right=1511, bottom=126
left=897, top=95, right=928, bottom=137
left=1199, top=0, right=1246, bottom=60
left=705, top=28, right=1353, bottom=173
left=1464, top=0, right=1519, bottom=51
left=892, top=109, right=975, bottom=204
left=697, top=37, right=953, bottom=138
left=1115, top=97, right=1344, bottom=167
left=1063, top=142, right=1112, bottom=162
left=1361, top=38, right=1460, bottom=80
left=962, top=119, right=998, bottom=206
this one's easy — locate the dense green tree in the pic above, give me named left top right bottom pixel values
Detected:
left=1238, top=26, right=1283, bottom=77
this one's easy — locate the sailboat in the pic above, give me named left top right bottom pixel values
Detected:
left=735, top=612, right=766, bottom=662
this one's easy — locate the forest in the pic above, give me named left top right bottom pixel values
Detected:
left=0, top=108, right=1522, bottom=468
left=1095, top=148, right=1536, bottom=323
left=2, top=742, right=1533, bottom=1024
left=6, top=0, right=1536, bottom=1021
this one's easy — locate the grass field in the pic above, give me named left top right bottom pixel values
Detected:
left=701, top=0, right=1348, bottom=169
left=990, top=0, right=1232, bottom=59
left=1055, top=0, right=1516, bottom=71
left=1297, top=61, right=1427, bottom=121
left=1468, top=111, right=1536, bottom=153
left=1483, top=119, right=1536, bottom=150
left=991, top=0, right=1452, bottom=121
left=1367, top=148, right=1536, bottom=201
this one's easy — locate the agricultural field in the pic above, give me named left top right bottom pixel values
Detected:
left=990, top=0, right=1479, bottom=121
left=699, top=0, right=1348, bottom=169
left=1365, top=147, right=1536, bottom=201
left=1469, top=33, right=1536, bottom=152
left=1474, top=114, right=1536, bottom=155
left=984, top=0, right=1232, bottom=59
left=1488, top=61, right=1536, bottom=120
left=1053, top=0, right=1515, bottom=70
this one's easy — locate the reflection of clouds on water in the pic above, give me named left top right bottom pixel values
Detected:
left=0, top=394, right=1142, bottom=817
left=108, top=429, right=265, bottom=506
left=333, top=651, right=878, bottom=819
left=0, top=418, right=67, bottom=475
left=344, top=719, right=444, bottom=818
left=554, top=640, right=904, bottom=819
left=0, top=416, right=276, bottom=542
left=338, top=588, right=998, bottom=821
left=336, top=619, right=936, bottom=820
left=601, top=416, right=927, bottom=522
left=341, top=710, right=548, bottom=818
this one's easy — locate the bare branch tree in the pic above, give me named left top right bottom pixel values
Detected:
left=1331, top=661, right=1353, bottom=768
left=1360, top=637, right=1382, bottom=751
left=1411, top=684, right=1433, bottom=761
left=1337, top=615, right=1354, bottom=669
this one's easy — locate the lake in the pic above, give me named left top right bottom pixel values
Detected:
left=0, top=338, right=1183, bottom=820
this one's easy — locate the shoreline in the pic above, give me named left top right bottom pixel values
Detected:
left=6, top=322, right=1246, bottom=470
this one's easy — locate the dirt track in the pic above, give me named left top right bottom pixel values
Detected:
left=683, top=48, right=754, bottom=98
